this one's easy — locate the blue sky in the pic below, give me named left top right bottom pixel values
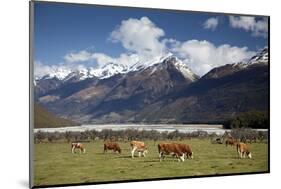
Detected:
left=34, top=2, right=268, bottom=76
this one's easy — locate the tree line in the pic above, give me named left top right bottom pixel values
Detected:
left=223, top=110, right=269, bottom=129
left=34, top=128, right=268, bottom=143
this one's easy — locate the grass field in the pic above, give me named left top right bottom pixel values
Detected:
left=34, top=139, right=268, bottom=186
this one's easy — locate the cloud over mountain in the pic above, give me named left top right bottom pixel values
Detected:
left=110, top=17, right=166, bottom=58
left=170, top=39, right=256, bottom=75
left=229, top=16, right=268, bottom=38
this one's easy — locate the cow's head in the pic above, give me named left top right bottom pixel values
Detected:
left=117, top=148, right=122, bottom=154
left=189, top=152, right=194, bottom=159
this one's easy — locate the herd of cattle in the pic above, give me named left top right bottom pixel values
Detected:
left=71, top=138, right=252, bottom=161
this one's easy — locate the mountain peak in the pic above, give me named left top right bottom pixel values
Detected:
left=128, top=53, right=174, bottom=72
left=247, top=47, right=268, bottom=65
left=89, top=62, right=127, bottom=79
left=161, top=54, right=198, bottom=81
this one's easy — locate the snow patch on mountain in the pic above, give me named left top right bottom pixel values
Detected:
left=89, top=62, right=128, bottom=79
left=164, top=55, right=198, bottom=81
left=233, top=47, right=268, bottom=68
left=129, top=53, right=173, bottom=72
left=35, top=67, right=72, bottom=81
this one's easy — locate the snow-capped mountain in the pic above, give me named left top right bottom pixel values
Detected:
left=62, top=68, right=92, bottom=83
left=35, top=48, right=268, bottom=124
left=128, top=53, right=173, bottom=72
left=203, top=47, right=268, bottom=79
left=161, top=55, right=198, bottom=81
left=35, top=53, right=197, bottom=83
left=89, top=62, right=128, bottom=79
left=233, top=47, right=268, bottom=68
left=35, top=67, right=72, bottom=81
left=247, top=47, right=268, bottom=65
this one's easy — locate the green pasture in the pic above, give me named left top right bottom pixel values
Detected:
left=34, top=139, right=268, bottom=186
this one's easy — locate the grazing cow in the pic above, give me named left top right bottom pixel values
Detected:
left=130, top=141, right=148, bottom=158
left=225, top=138, right=236, bottom=147
left=104, top=142, right=122, bottom=154
left=177, top=143, right=193, bottom=159
left=71, top=142, right=86, bottom=154
left=237, top=143, right=252, bottom=159
left=158, top=143, right=193, bottom=162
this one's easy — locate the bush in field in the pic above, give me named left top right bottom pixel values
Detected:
left=47, top=133, right=55, bottom=143
left=65, top=131, right=72, bottom=143
left=230, top=129, right=258, bottom=139
left=47, top=132, right=62, bottom=143
left=34, top=131, right=47, bottom=143
left=223, top=111, right=268, bottom=129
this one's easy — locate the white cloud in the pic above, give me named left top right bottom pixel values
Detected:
left=110, top=17, right=166, bottom=58
left=91, top=52, right=139, bottom=68
left=171, top=39, right=256, bottom=76
left=63, top=49, right=139, bottom=68
left=91, top=53, right=115, bottom=66
left=203, top=17, right=219, bottom=31
left=64, top=50, right=92, bottom=63
left=229, top=16, right=268, bottom=37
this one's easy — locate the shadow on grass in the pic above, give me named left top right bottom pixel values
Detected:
left=114, top=155, right=133, bottom=159
left=142, top=160, right=159, bottom=163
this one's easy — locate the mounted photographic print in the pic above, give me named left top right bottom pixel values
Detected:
left=29, top=1, right=269, bottom=188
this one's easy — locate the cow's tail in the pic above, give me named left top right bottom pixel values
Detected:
left=236, top=143, right=241, bottom=156
left=71, top=143, right=74, bottom=153
left=103, top=144, right=106, bottom=153
left=157, top=144, right=163, bottom=161
left=157, top=144, right=161, bottom=154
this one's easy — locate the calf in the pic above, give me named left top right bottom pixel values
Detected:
left=237, top=142, right=252, bottom=159
left=130, top=141, right=148, bottom=158
left=104, top=142, right=122, bottom=154
left=71, top=142, right=86, bottom=154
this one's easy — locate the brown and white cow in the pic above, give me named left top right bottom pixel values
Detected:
left=130, top=140, right=148, bottom=158
left=158, top=143, right=193, bottom=162
left=237, top=142, right=252, bottom=159
left=177, top=143, right=193, bottom=159
left=104, top=142, right=122, bottom=154
left=71, top=142, right=86, bottom=154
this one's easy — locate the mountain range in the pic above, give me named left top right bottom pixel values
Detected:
left=34, top=47, right=269, bottom=125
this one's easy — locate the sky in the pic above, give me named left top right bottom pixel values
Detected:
left=34, top=2, right=269, bottom=77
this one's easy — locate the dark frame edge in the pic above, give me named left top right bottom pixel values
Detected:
left=267, top=16, right=270, bottom=173
left=29, top=1, right=35, bottom=188
left=32, top=0, right=270, bottom=18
